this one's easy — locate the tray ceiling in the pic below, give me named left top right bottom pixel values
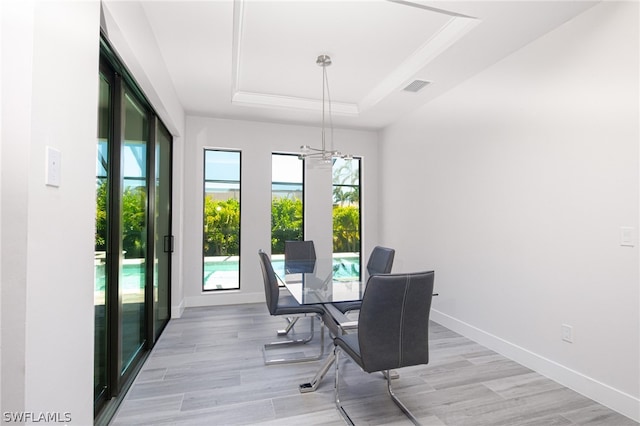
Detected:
left=138, top=0, right=599, bottom=130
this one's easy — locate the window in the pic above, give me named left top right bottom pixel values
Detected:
left=271, top=153, right=304, bottom=278
left=203, top=149, right=241, bottom=290
left=271, top=153, right=304, bottom=252
left=332, top=157, right=361, bottom=279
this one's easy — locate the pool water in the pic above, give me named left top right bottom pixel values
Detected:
left=95, top=254, right=362, bottom=293
left=203, top=254, right=361, bottom=290
left=95, top=262, right=146, bottom=294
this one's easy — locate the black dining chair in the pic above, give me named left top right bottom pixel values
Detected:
left=333, top=271, right=435, bottom=425
left=332, top=245, right=395, bottom=314
left=258, top=250, right=326, bottom=365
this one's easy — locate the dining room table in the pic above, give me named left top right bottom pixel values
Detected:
left=274, top=254, right=437, bottom=392
left=279, top=257, right=364, bottom=303
left=274, top=256, right=385, bottom=393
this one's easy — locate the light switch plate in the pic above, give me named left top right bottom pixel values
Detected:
left=46, top=146, right=61, bottom=187
left=620, top=227, right=635, bottom=247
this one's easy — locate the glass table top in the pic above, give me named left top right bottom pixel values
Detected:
left=276, top=258, right=364, bottom=305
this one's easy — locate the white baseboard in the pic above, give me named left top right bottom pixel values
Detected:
left=171, top=298, right=185, bottom=319
left=184, top=291, right=264, bottom=308
left=431, top=309, right=640, bottom=423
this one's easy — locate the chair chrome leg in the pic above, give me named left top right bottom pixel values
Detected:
left=334, top=347, right=355, bottom=425
left=277, top=316, right=299, bottom=336
left=263, top=316, right=325, bottom=365
left=333, top=350, right=420, bottom=425
left=382, top=369, right=399, bottom=380
left=385, top=370, right=422, bottom=426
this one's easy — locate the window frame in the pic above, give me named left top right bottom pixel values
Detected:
left=202, top=148, right=242, bottom=291
left=271, top=152, right=305, bottom=255
left=332, top=156, right=362, bottom=279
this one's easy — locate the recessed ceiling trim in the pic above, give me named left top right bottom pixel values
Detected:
left=231, top=0, right=478, bottom=115
left=231, top=0, right=245, bottom=97
left=359, top=12, right=479, bottom=111
left=386, top=0, right=476, bottom=18
left=233, top=91, right=360, bottom=116
left=232, top=0, right=360, bottom=115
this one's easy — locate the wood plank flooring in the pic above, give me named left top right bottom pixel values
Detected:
left=110, top=304, right=637, bottom=425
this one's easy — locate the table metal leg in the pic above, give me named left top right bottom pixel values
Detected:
left=277, top=316, right=299, bottom=336
left=299, top=351, right=335, bottom=393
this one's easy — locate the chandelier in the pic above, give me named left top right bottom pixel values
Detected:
left=299, top=55, right=350, bottom=163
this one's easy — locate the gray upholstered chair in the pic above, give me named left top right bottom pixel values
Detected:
left=365, top=245, right=396, bottom=275
left=258, top=250, right=326, bottom=365
left=332, top=245, right=395, bottom=314
left=285, top=240, right=316, bottom=260
left=278, top=240, right=317, bottom=335
left=333, top=271, right=435, bottom=425
left=284, top=240, right=317, bottom=274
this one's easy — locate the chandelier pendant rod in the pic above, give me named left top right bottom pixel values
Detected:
left=299, top=54, right=349, bottom=162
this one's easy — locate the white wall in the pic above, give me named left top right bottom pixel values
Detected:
left=1, top=1, right=100, bottom=423
left=0, top=0, right=3, bottom=407
left=380, top=1, right=639, bottom=421
left=100, top=1, right=184, bottom=137
left=1, top=0, right=35, bottom=417
left=183, top=116, right=379, bottom=308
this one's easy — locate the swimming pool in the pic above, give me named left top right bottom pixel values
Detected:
left=94, top=253, right=362, bottom=294
left=203, top=253, right=361, bottom=290
left=94, top=259, right=148, bottom=305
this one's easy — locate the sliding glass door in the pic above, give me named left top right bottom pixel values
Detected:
left=95, top=38, right=172, bottom=419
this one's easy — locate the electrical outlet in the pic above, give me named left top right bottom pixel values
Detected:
left=561, top=324, right=573, bottom=343
left=46, top=146, right=61, bottom=187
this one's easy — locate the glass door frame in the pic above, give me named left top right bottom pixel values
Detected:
left=95, top=58, right=115, bottom=416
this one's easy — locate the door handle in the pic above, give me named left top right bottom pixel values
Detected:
left=163, top=235, right=174, bottom=253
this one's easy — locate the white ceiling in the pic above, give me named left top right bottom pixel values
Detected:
left=140, top=0, right=598, bottom=131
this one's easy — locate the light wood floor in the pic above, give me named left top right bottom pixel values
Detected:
left=111, top=303, right=637, bottom=425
